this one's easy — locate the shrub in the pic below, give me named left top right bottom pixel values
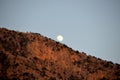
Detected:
left=49, top=77, right=56, bottom=80
left=68, top=75, right=79, bottom=80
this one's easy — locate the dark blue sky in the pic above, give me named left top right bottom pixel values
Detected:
left=0, top=0, right=120, bottom=63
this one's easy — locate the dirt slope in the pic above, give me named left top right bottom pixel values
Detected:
left=0, top=28, right=120, bottom=80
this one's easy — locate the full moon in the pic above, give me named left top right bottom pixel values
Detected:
left=57, top=35, right=63, bottom=42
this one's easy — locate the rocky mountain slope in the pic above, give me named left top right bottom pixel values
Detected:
left=0, top=28, right=120, bottom=80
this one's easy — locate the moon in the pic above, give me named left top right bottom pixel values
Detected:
left=57, top=35, right=63, bottom=42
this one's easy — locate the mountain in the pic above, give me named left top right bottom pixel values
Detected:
left=0, top=28, right=120, bottom=80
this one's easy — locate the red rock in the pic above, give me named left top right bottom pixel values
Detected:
left=0, top=28, right=120, bottom=80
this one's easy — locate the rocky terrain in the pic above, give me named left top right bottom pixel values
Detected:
left=0, top=28, right=120, bottom=80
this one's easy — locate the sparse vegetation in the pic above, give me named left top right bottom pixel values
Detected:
left=49, top=77, right=56, bottom=80
left=0, top=28, right=119, bottom=80
left=68, top=75, right=79, bottom=80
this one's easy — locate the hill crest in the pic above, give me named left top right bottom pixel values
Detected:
left=0, top=28, right=119, bottom=80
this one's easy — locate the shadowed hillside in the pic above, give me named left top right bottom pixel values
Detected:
left=0, top=28, right=120, bottom=80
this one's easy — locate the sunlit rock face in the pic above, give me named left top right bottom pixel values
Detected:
left=0, top=28, right=120, bottom=80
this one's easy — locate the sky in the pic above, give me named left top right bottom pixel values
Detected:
left=0, top=0, right=120, bottom=64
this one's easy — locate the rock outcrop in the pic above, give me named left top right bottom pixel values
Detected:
left=0, top=28, right=120, bottom=80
